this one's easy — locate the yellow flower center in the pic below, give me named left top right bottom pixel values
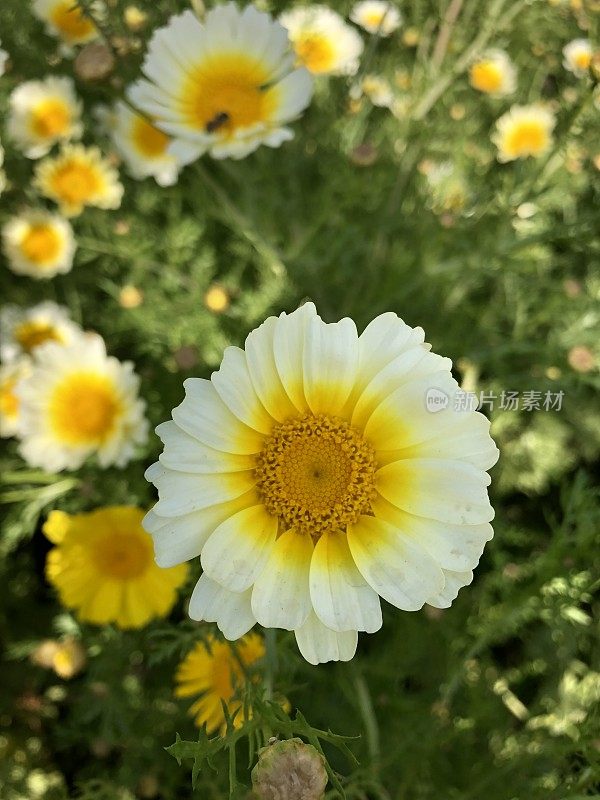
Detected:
left=574, top=51, right=591, bottom=70
left=51, top=1, right=97, bottom=42
left=294, top=33, right=336, bottom=74
left=49, top=372, right=120, bottom=444
left=49, top=159, right=102, bottom=205
left=506, top=120, right=548, bottom=157
left=180, top=53, right=279, bottom=135
left=31, top=98, right=71, bottom=139
left=255, top=414, right=377, bottom=537
left=470, top=60, right=503, bottom=93
left=20, top=223, right=62, bottom=265
left=364, top=10, right=386, bottom=28
left=0, top=378, right=19, bottom=419
left=94, top=530, right=152, bottom=579
left=131, top=115, right=169, bottom=158
left=15, top=321, right=64, bottom=352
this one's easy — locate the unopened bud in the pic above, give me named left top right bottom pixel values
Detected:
left=74, top=42, right=115, bottom=82
left=251, top=738, right=327, bottom=800
left=124, top=5, right=148, bottom=31
left=349, top=143, right=378, bottom=166
left=204, top=284, right=230, bottom=313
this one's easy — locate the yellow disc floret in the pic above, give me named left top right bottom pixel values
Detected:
left=255, top=414, right=377, bottom=536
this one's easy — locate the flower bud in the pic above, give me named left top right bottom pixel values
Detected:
left=251, top=738, right=327, bottom=800
left=74, top=42, right=115, bottom=82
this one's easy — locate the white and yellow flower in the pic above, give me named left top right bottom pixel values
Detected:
left=101, top=102, right=183, bottom=186
left=360, top=74, right=394, bottom=107
left=562, top=38, right=593, bottom=76
left=0, top=359, right=31, bottom=438
left=7, top=76, right=82, bottom=159
left=279, top=6, right=364, bottom=76
left=144, top=304, right=498, bottom=665
left=32, top=0, right=100, bottom=47
left=2, top=209, right=76, bottom=279
left=34, top=144, right=123, bottom=217
left=0, top=141, right=6, bottom=198
left=17, top=333, right=148, bottom=472
left=350, top=1, right=402, bottom=37
left=492, top=104, right=556, bottom=162
left=127, top=3, right=313, bottom=162
left=469, top=50, right=517, bottom=96
left=0, top=301, right=81, bottom=363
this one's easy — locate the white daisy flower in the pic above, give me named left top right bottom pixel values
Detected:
left=127, top=3, right=313, bottom=163
left=2, top=209, right=76, bottom=279
left=0, top=39, right=8, bottom=76
left=100, top=101, right=183, bottom=186
left=7, top=76, right=82, bottom=159
left=0, top=141, right=6, bottom=198
left=32, top=0, right=101, bottom=47
left=350, top=1, right=402, bottom=37
left=144, top=304, right=498, bottom=665
left=492, top=104, right=556, bottom=162
left=0, top=301, right=81, bottom=363
left=279, top=6, right=364, bottom=76
left=17, top=333, right=148, bottom=472
left=562, top=39, right=593, bottom=76
left=0, top=359, right=32, bottom=439
left=33, top=144, right=123, bottom=217
left=469, top=50, right=517, bottom=97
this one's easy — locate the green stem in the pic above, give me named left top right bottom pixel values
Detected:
left=350, top=662, right=381, bottom=769
left=263, top=628, right=278, bottom=703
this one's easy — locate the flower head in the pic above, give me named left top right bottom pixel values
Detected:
left=562, top=38, right=593, bottom=76
left=0, top=301, right=81, bottom=362
left=2, top=209, right=76, bottom=279
left=280, top=6, right=364, bottom=76
left=174, top=633, right=264, bottom=734
left=144, top=304, right=498, bottom=665
left=34, top=144, right=123, bottom=217
left=0, top=359, right=31, bottom=438
left=7, top=76, right=82, bottom=159
left=32, top=0, right=100, bottom=47
left=127, top=3, right=313, bottom=162
left=43, top=507, right=188, bottom=628
left=469, top=50, right=517, bottom=96
left=31, top=637, right=87, bottom=679
left=360, top=74, right=394, bottom=107
left=101, top=102, right=182, bottom=186
left=252, top=738, right=328, bottom=800
left=492, top=104, right=555, bottom=162
left=350, top=1, right=402, bottom=37
left=17, top=333, right=148, bottom=471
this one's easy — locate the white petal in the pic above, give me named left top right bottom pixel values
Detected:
left=303, top=315, right=359, bottom=415
left=211, top=346, right=275, bottom=434
left=376, top=458, right=494, bottom=525
left=146, top=463, right=255, bottom=517
left=294, top=611, right=358, bottom=665
left=427, top=569, right=473, bottom=609
left=172, top=378, right=264, bottom=454
left=201, top=504, right=278, bottom=592
left=189, top=574, right=256, bottom=639
left=251, top=528, right=313, bottom=630
left=348, top=515, right=444, bottom=611
left=357, top=313, right=425, bottom=389
left=273, top=303, right=317, bottom=412
left=156, top=421, right=255, bottom=472
left=310, top=531, right=382, bottom=633
left=245, top=316, right=299, bottom=422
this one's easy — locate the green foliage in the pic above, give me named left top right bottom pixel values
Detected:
left=1, top=0, right=599, bottom=798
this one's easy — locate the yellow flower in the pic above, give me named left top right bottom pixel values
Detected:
left=492, top=104, right=556, bottom=162
left=280, top=6, right=364, bottom=76
left=34, top=144, right=123, bottom=217
left=16, top=333, right=148, bottom=472
left=32, top=0, right=100, bottom=47
left=2, top=209, right=76, bottom=279
left=144, top=304, right=498, bottom=665
left=31, top=637, right=87, bottom=679
left=127, top=3, right=313, bottom=162
left=174, top=634, right=264, bottom=734
left=44, top=507, right=188, bottom=629
left=469, top=50, right=516, bottom=96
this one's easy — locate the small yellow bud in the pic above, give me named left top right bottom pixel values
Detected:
left=204, top=284, right=230, bottom=313
left=119, top=285, right=144, bottom=309
left=124, top=5, right=147, bottom=31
